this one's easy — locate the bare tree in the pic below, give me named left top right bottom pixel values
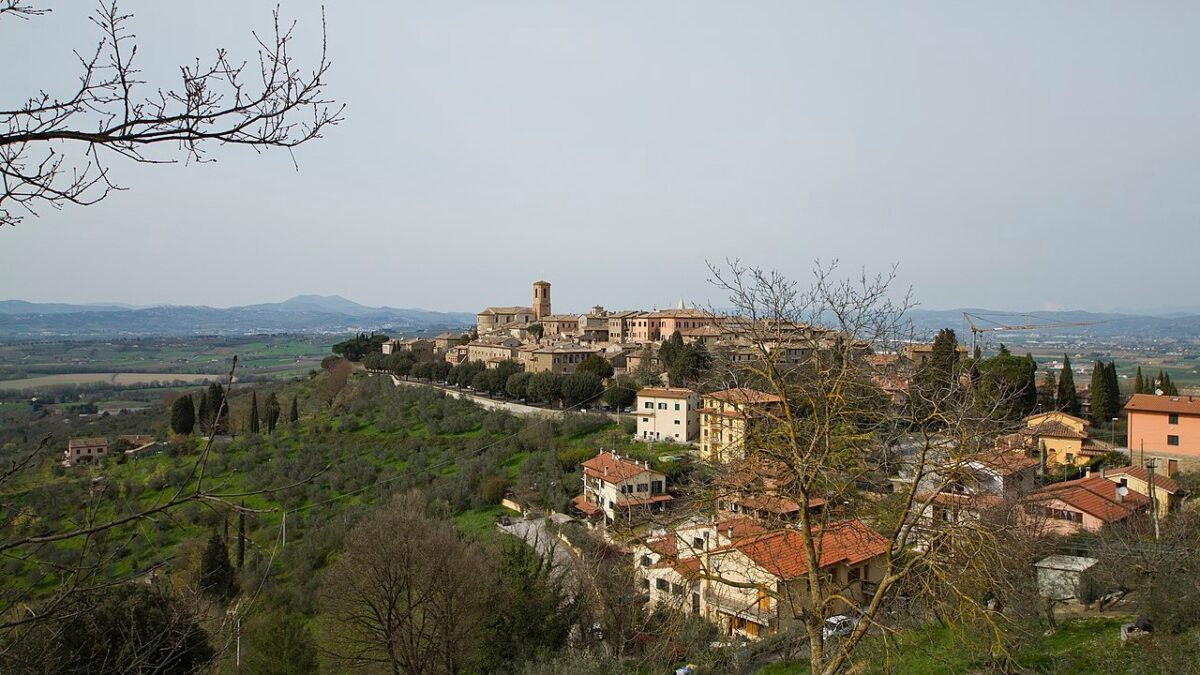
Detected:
left=319, top=492, right=493, bottom=675
left=680, top=260, right=1032, bottom=674
left=0, top=1, right=342, bottom=226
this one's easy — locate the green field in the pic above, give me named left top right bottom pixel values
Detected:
left=0, top=372, right=218, bottom=391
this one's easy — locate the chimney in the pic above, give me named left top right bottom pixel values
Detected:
left=1100, top=466, right=1106, bottom=479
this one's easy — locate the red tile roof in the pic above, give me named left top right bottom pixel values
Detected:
left=1104, top=466, right=1182, bottom=494
left=726, top=519, right=889, bottom=581
left=638, top=387, right=695, bottom=400
left=581, top=451, right=656, bottom=482
left=1030, top=475, right=1150, bottom=523
left=1125, top=393, right=1200, bottom=416
left=645, top=536, right=677, bottom=557
left=706, top=388, right=783, bottom=405
left=572, top=494, right=604, bottom=517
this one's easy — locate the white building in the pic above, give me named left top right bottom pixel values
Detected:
left=636, top=387, right=700, bottom=443
left=573, top=451, right=672, bottom=527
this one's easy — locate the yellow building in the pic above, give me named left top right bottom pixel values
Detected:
left=699, top=388, right=783, bottom=463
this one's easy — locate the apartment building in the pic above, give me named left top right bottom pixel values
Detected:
left=465, top=336, right=521, bottom=365
left=573, top=451, right=672, bottom=526
left=1126, top=394, right=1200, bottom=468
left=540, top=314, right=580, bottom=337
left=636, top=387, right=700, bottom=442
left=525, top=343, right=603, bottom=375
left=699, top=388, right=783, bottom=463
left=577, top=307, right=612, bottom=341
left=606, top=311, right=646, bottom=344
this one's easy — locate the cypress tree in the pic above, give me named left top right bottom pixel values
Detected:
left=170, top=394, right=195, bottom=435
left=197, top=391, right=210, bottom=433
left=1057, top=355, right=1079, bottom=415
left=207, top=383, right=227, bottom=433
left=1041, top=370, right=1058, bottom=410
left=264, top=393, right=281, bottom=434
left=249, top=391, right=260, bottom=434
left=198, top=530, right=237, bottom=600
left=289, top=397, right=299, bottom=424
left=1106, top=362, right=1120, bottom=414
left=1090, top=361, right=1111, bottom=426
left=1134, top=367, right=1145, bottom=395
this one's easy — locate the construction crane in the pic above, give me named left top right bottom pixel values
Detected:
left=961, top=312, right=1105, bottom=354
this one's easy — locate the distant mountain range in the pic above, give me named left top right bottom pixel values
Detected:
left=0, top=296, right=475, bottom=339
left=905, top=308, right=1200, bottom=343
left=2, top=298, right=1197, bottom=343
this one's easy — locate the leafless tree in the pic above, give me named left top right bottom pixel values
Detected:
left=319, top=492, right=493, bottom=675
left=672, top=260, right=1035, bottom=674
left=0, top=1, right=342, bottom=226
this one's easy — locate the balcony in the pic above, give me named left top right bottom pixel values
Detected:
left=703, top=588, right=776, bottom=627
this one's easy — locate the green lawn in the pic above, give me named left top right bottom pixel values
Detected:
left=756, top=616, right=1178, bottom=675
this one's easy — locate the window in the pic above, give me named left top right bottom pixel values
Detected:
left=637, top=483, right=648, bottom=492
left=674, top=403, right=681, bottom=411
left=651, top=480, right=664, bottom=494
left=1170, top=414, right=1180, bottom=425
left=642, top=417, right=649, bottom=423
left=1065, top=453, right=1074, bottom=463
left=658, top=402, right=667, bottom=410
left=848, top=566, right=862, bottom=582
left=692, top=593, right=701, bottom=614
left=641, top=578, right=650, bottom=590
left=1168, top=435, right=1180, bottom=446
left=656, top=578, right=669, bottom=591
left=693, top=537, right=705, bottom=551
left=644, top=402, right=653, bottom=409
left=674, top=419, right=681, bottom=425
left=641, top=555, right=652, bottom=567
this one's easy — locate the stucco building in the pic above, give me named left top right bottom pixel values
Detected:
left=573, top=451, right=672, bottom=526
left=699, top=388, right=783, bottom=463
left=636, top=387, right=700, bottom=442
left=1126, top=393, right=1200, bottom=469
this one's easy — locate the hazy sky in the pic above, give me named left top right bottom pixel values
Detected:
left=2, top=2, right=1198, bottom=314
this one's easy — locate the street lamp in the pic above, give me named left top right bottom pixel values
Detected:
left=1110, top=417, right=1119, bottom=450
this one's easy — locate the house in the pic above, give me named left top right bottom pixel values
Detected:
left=573, top=451, right=672, bottom=527
left=637, top=518, right=889, bottom=639
left=1099, top=465, right=1185, bottom=517
left=606, top=311, right=647, bottom=344
left=381, top=338, right=436, bottom=359
left=577, top=307, right=612, bottom=341
left=699, top=388, right=783, bottom=463
left=911, top=450, right=1039, bottom=538
left=901, top=342, right=969, bottom=367
left=1023, top=474, right=1149, bottom=535
left=649, top=303, right=719, bottom=341
left=1000, top=411, right=1109, bottom=468
left=433, top=332, right=467, bottom=352
left=64, top=437, right=108, bottom=466
left=539, top=314, right=581, bottom=338
left=525, top=343, right=603, bottom=375
left=1126, top=393, right=1200, bottom=467
left=465, top=336, right=522, bottom=365
left=636, top=387, right=700, bottom=443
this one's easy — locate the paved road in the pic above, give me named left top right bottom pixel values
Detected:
left=380, top=372, right=627, bottom=422
left=497, top=516, right=583, bottom=592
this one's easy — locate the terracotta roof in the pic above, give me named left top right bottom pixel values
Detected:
left=724, top=519, right=889, bottom=581
left=68, top=437, right=107, bottom=448
left=638, top=387, right=695, bottom=400
left=572, top=494, right=604, bottom=517
left=645, top=536, right=677, bottom=557
left=581, top=451, right=657, bottom=482
left=480, top=306, right=533, bottom=315
left=706, top=388, right=782, bottom=405
left=1028, top=411, right=1091, bottom=428
left=1104, top=466, right=1182, bottom=494
left=1023, top=420, right=1088, bottom=440
left=680, top=325, right=724, bottom=337
left=1125, top=393, right=1200, bottom=416
left=1030, top=475, right=1150, bottom=523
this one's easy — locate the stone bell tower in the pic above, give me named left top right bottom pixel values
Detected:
left=532, top=280, right=551, bottom=320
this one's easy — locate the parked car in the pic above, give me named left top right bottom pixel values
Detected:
left=823, top=614, right=858, bottom=639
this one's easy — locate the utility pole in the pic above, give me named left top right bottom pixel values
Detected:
left=1146, top=459, right=1160, bottom=541
left=281, top=510, right=287, bottom=548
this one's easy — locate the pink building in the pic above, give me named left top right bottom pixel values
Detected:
left=1024, top=474, right=1149, bottom=535
left=1126, top=393, right=1200, bottom=462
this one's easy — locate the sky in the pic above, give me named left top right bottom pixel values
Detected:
left=2, top=2, right=1198, bottom=315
